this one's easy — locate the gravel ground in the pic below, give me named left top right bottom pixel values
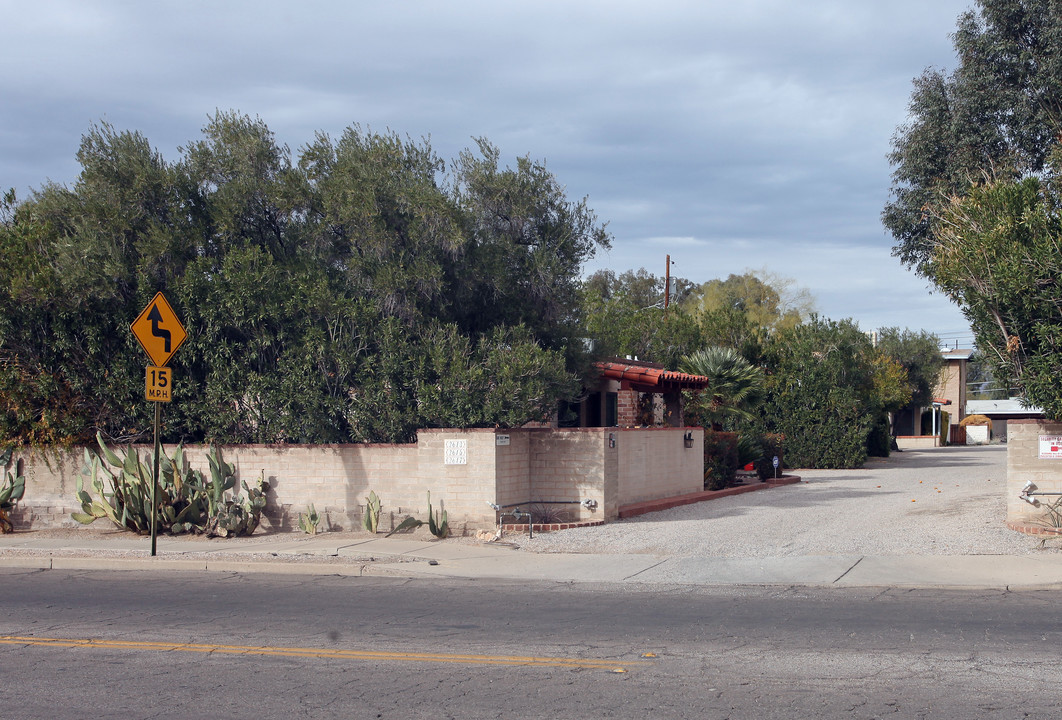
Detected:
left=513, top=444, right=1052, bottom=557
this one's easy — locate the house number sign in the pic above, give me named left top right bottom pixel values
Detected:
left=444, top=439, right=468, bottom=465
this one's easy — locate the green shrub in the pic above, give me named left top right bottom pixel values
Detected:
left=0, top=118, right=606, bottom=447
left=704, top=430, right=739, bottom=491
left=754, top=433, right=785, bottom=480
left=866, top=413, right=892, bottom=458
left=757, top=318, right=880, bottom=469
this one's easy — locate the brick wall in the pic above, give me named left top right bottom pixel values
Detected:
left=1006, top=419, right=1062, bottom=532
left=935, top=359, right=967, bottom=427
left=617, top=389, right=639, bottom=427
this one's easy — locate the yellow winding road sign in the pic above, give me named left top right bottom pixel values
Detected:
left=131, top=292, right=187, bottom=368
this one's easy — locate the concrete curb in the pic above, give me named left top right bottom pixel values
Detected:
left=6, top=548, right=1062, bottom=590
left=0, top=553, right=390, bottom=576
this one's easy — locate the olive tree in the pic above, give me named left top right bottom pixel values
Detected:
left=0, top=113, right=608, bottom=446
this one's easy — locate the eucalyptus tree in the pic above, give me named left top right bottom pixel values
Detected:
left=885, top=0, right=1062, bottom=421
left=873, top=327, right=945, bottom=410
left=580, top=268, right=703, bottom=370
left=884, top=0, right=1062, bottom=275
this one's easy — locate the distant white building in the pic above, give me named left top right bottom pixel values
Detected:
left=965, top=398, right=1045, bottom=442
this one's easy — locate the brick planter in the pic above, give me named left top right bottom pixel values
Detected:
left=501, top=519, right=605, bottom=534
left=1005, top=521, right=1062, bottom=536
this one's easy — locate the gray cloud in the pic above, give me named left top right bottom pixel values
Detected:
left=1, top=0, right=975, bottom=344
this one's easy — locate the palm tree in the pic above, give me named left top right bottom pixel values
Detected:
left=680, top=346, right=765, bottom=430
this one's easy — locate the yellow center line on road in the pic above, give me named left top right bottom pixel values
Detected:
left=0, top=635, right=650, bottom=670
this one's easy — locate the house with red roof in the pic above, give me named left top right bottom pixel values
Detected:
left=559, top=358, right=710, bottom=428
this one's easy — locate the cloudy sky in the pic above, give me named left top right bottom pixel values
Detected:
left=3, top=0, right=977, bottom=345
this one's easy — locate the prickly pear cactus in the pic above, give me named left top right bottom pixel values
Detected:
left=299, top=503, right=322, bottom=535
left=201, top=474, right=269, bottom=538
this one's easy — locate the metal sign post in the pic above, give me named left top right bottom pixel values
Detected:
left=131, top=293, right=186, bottom=557
left=151, top=401, right=162, bottom=555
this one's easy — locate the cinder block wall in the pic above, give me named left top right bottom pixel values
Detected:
left=198, top=442, right=422, bottom=532
left=6, top=427, right=704, bottom=532
left=1006, top=419, right=1062, bottom=532
left=493, top=430, right=532, bottom=512
left=7, top=436, right=493, bottom=533
left=177, top=432, right=503, bottom=532
left=4, top=448, right=84, bottom=528
left=616, top=427, right=703, bottom=506
left=527, top=428, right=607, bottom=522
left=415, top=429, right=499, bottom=530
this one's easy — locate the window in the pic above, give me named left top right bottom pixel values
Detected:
left=587, top=392, right=602, bottom=426
left=605, top=392, right=618, bottom=427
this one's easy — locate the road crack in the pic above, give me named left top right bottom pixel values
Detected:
left=833, top=557, right=863, bottom=583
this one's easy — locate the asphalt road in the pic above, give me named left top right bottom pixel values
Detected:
left=3, top=568, right=1062, bottom=719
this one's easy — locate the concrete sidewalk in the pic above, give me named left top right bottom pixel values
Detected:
left=2, top=530, right=1062, bottom=590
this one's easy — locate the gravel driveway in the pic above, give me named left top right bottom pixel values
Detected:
left=518, top=445, right=1050, bottom=557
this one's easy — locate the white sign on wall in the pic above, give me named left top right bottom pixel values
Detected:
left=1039, top=436, right=1062, bottom=460
left=496, top=434, right=510, bottom=446
left=444, top=439, right=468, bottom=465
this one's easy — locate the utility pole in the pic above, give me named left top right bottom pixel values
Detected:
left=664, top=254, right=671, bottom=310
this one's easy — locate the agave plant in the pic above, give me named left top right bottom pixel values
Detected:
left=72, top=433, right=267, bottom=537
left=385, top=492, right=449, bottom=539
left=362, top=490, right=381, bottom=534
left=0, top=450, right=25, bottom=534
